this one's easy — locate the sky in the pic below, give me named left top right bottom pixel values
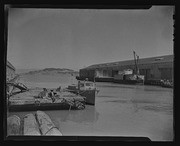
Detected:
left=7, top=6, right=174, bottom=71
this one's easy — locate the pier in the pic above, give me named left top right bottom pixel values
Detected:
left=77, top=55, right=173, bottom=87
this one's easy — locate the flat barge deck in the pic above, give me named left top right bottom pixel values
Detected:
left=8, top=88, right=86, bottom=112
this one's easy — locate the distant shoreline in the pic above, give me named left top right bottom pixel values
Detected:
left=17, top=68, right=79, bottom=76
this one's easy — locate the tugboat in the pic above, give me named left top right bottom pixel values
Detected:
left=113, top=51, right=145, bottom=85
left=66, top=79, right=99, bottom=105
left=113, top=69, right=144, bottom=84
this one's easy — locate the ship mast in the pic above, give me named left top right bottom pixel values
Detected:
left=136, top=54, right=139, bottom=75
left=133, top=51, right=137, bottom=74
left=133, top=51, right=139, bottom=75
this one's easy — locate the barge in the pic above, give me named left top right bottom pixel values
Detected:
left=8, top=100, right=85, bottom=112
left=7, top=84, right=86, bottom=112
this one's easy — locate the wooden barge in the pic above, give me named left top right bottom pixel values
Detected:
left=8, top=101, right=84, bottom=112
left=7, top=88, right=86, bottom=112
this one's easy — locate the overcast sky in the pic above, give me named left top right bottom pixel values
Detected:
left=7, top=6, right=174, bottom=71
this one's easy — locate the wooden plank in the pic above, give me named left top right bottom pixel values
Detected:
left=35, top=111, right=62, bottom=136
left=7, top=115, right=21, bottom=135
left=23, top=113, right=41, bottom=135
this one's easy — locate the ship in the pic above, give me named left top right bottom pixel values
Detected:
left=76, top=51, right=145, bottom=85
left=113, top=51, right=144, bottom=85
left=66, top=80, right=99, bottom=105
left=7, top=81, right=86, bottom=112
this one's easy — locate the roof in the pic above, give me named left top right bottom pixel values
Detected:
left=82, top=54, right=173, bottom=70
left=7, top=60, right=16, bottom=71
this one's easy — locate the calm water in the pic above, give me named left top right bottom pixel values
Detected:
left=8, top=74, right=173, bottom=141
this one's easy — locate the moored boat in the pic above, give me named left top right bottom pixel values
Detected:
left=66, top=80, right=99, bottom=105
left=113, top=71, right=144, bottom=85
left=113, top=51, right=145, bottom=85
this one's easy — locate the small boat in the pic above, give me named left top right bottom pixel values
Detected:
left=113, top=73, right=144, bottom=85
left=66, top=80, right=99, bottom=105
left=113, top=51, right=145, bottom=85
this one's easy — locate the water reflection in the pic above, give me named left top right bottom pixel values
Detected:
left=96, top=82, right=173, bottom=116
left=46, top=105, right=99, bottom=126
left=64, top=106, right=99, bottom=124
left=140, top=104, right=173, bottom=115
left=97, top=95, right=118, bottom=98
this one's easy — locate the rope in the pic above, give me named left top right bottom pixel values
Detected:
left=78, top=90, right=87, bottom=95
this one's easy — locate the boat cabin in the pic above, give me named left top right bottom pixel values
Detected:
left=78, top=81, right=96, bottom=90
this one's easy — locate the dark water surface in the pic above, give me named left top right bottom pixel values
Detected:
left=8, top=75, right=173, bottom=141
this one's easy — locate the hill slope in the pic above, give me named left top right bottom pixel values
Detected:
left=19, top=68, right=79, bottom=75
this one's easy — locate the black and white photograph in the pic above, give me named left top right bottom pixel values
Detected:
left=5, top=5, right=174, bottom=141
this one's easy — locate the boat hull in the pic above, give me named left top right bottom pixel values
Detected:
left=69, top=89, right=96, bottom=105
left=80, top=90, right=96, bottom=105
left=8, top=102, right=82, bottom=112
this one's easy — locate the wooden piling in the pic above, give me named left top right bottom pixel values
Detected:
left=7, top=115, right=21, bottom=135
left=35, top=111, right=62, bottom=136
left=23, top=113, right=41, bottom=135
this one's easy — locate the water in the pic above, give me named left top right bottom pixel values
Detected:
left=8, top=74, right=173, bottom=141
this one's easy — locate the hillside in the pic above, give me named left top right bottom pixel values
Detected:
left=19, top=68, right=79, bottom=75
